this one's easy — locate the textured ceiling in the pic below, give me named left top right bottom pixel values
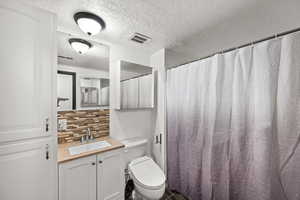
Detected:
left=23, top=0, right=265, bottom=54
left=57, top=31, right=109, bottom=70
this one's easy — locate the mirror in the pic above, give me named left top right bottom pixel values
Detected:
left=56, top=31, right=110, bottom=111
left=120, top=61, right=154, bottom=109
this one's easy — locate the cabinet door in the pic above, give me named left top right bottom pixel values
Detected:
left=0, top=137, right=56, bottom=200
left=0, top=0, right=56, bottom=142
left=97, top=150, right=125, bottom=200
left=59, top=155, right=97, bottom=200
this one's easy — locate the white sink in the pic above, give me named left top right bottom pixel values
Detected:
left=68, top=141, right=112, bottom=156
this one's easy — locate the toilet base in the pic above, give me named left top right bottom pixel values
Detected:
left=133, top=190, right=158, bottom=200
left=134, top=182, right=165, bottom=200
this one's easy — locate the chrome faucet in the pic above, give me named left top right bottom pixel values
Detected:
left=80, top=128, right=94, bottom=144
left=87, top=128, right=93, bottom=141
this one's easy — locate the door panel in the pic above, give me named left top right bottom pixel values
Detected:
left=0, top=1, right=55, bottom=142
left=59, top=155, right=97, bottom=200
left=97, top=150, right=125, bottom=200
left=151, top=51, right=166, bottom=173
left=0, top=137, right=56, bottom=200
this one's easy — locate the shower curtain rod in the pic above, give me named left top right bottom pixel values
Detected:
left=169, top=27, right=300, bottom=69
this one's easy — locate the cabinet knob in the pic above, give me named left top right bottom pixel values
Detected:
left=92, top=162, right=96, bottom=165
left=99, top=160, right=103, bottom=164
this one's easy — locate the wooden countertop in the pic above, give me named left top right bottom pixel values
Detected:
left=58, top=136, right=124, bottom=163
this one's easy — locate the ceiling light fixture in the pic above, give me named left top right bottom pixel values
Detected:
left=69, top=38, right=92, bottom=54
left=74, top=12, right=106, bottom=36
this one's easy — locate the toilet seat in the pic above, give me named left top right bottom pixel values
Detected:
left=129, top=156, right=166, bottom=190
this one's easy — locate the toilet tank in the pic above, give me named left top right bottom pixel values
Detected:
left=121, top=138, right=148, bottom=166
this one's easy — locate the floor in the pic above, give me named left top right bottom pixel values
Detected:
left=125, top=188, right=188, bottom=200
left=125, top=179, right=188, bottom=200
left=160, top=189, right=188, bottom=200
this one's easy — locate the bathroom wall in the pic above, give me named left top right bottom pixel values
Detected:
left=166, top=0, right=300, bottom=67
left=58, top=64, right=109, bottom=110
left=109, top=45, right=155, bottom=144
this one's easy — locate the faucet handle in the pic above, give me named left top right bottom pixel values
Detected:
left=80, top=135, right=88, bottom=143
left=80, top=135, right=85, bottom=143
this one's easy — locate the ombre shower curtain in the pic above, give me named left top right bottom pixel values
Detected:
left=167, top=32, right=300, bottom=200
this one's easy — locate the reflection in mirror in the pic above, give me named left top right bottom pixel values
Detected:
left=80, top=77, right=109, bottom=107
left=57, top=31, right=110, bottom=111
left=57, top=71, right=76, bottom=111
left=120, top=61, right=154, bottom=109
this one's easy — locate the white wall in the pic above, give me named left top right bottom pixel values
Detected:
left=58, top=64, right=109, bottom=110
left=109, top=45, right=155, bottom=144
left=166, top=0, right=300, bottom=67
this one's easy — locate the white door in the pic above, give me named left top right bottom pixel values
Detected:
left=0, top=137, right=56, bottom=200
left=0, top=0, right=56, bottom=142
left=97, top=150, right=125, bottom=200
left=59, top=155, right=97, bottom=200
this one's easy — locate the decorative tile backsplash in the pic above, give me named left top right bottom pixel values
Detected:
left=57, top=109, right=109, bottom=144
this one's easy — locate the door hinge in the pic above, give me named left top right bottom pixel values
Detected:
left=46, top=144, right=50, bottom=160
left=45, top=118, right=49, bottom=132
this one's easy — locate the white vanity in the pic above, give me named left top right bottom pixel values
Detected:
left=58, top=138, right=125, bottom=200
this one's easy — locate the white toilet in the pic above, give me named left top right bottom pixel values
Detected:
left=122, top=138, right=166, bottom=200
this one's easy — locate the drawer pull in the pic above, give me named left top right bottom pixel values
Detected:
left=45, top=118, right=50, bottom=132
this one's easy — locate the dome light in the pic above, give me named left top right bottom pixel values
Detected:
left=74, top=12, right=106, bottom=36
left=69, top=38, right=92, bottom=54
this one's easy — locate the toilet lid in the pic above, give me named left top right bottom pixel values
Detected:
left=129, top=156, right=166, bottom=189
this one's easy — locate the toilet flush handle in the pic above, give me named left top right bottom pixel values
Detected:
left=159, top=133, right=162, bottom=144
left=155, top=133, right=162, bottom=144
left=155, top=135, right=159, bottom=144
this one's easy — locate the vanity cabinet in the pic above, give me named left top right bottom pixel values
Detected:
left=97, top=150, right=125, bottom=200
left=59, top=155, right=97, bottom=200
left=59, top=149, right=124, bottom=200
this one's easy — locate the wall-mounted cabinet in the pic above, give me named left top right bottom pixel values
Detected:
left=116, top=60, right=155, bottom=110
left=59, top=149, right=124, bottom=200
left=0, top=1, right=56, bottom=200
